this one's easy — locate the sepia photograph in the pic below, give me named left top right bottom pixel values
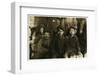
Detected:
left=11, top=2, right=96, bottom=73
left=28, top=15, right=87, bottom=59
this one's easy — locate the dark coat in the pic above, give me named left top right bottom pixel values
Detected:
left=67, top=35, right=80, bottom=58
left=54, top=34, right=66, bottom=58
left=32, top=33, right=51, bottom=59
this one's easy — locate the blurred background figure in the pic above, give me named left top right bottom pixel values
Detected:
left=77, top=19, right=87, bottom=57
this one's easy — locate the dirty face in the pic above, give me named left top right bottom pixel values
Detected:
left=70, top=28, right=76, bottom=35
left=40, top=27, right=44, bottom=33
left=58, top=29, right=64, bottom=36
left=44, top=32, right=50, bottom=38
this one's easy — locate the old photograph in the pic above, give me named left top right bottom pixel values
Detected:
left=28, top=15, right=87, bottom=59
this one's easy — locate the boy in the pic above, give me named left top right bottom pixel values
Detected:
left=66, top=27, right=81, bottom=58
